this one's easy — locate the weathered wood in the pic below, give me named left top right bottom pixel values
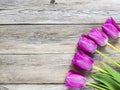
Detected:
left=0, top=0, right=120, bottom=9
left=0, top=53, right=119, bottom=83
left=0, top=25, right=86, bottom=54
left=0, top=25, right=119, bottom=85
left=0, top=0, right=120, bottom=24
left=0, top=84, right=94, bottom=90
left=0, top=25, right=119, bottom=54
left=0, top=84, right=67, bottom=90
left=0, top=1, right=120, bottom=89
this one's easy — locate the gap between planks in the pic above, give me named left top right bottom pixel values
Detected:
left=0, top=23, right=105, bottom=25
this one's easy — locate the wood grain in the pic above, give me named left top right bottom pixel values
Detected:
left=0, top=0, right=120, bottom=24
left=0, top=25, right=119, bottom=54
left=0, top=84, right=95, bottom=90
left=0, top=53, right=119, bottom=83
left=0, top=25, right=119, bottom=90
left=0, top=84, right=67, bottom=90
left=0, top=25, right=85, bottom=54
left=0, top=0, right=120, bottom=89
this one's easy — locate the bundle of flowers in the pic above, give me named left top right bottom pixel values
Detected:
left=65, top=17, right=120, bottom=90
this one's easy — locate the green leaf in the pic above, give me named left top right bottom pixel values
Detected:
left=117, top=62, right=120, bottom=66
left=103, top=63, right=120, bottom=84
left=87, top=82, right=108, bottom=90
left=94, top=83, right=109, bottom=90
left=91, top=73, right=120, bottom=90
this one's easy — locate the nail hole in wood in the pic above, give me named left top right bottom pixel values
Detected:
left=50, top=0, right=57, bottom=4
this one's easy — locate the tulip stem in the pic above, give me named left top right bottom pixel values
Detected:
left=86, top=82, right=107, bottom=90
left=93, top=65, right=108, bottom=74
left=106, top=42, right=120, bottom=53
left=96, top=50, right=120, bottom=67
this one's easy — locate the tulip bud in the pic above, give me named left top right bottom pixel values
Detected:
left=88, top=27, right=108, bottom=46
left=105, top=17, right=120, bottom=31
left=72, top=51, right=94, bottom=70
left=65, top=70, right=86, bottom=88
left=102, top=23, right=120, bottom=39
left=77, top=35, right=97, bottom=53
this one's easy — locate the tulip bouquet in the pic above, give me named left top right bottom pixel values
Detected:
left=65, top=17, right=120, bottom=90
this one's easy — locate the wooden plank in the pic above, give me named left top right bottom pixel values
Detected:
left=0, top=0, right=120, bottom=24
left=0, top=25, right=86, bottom=54
left=0, top=25, right=119, bottom=54
left=0, top=0, right=120, bottom=9
left=0, top=53, right=119, bottom=83
left=0, top=84, right=94, bottom=90
left=0, top=84, right=67, bottom=90
left=0, top=54, right=79, bottom=83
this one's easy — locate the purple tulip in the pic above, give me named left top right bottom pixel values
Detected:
left=88, top=27, right=108, bottom=46
left=65, top=70, right=86, bottom=88
left=72, top=51, right=94, bottom=70
left=105, top=17, right=120, bottom=31
left=77, top=34, right=97, bottom=53
left=102, top=23, right=120, bottom=39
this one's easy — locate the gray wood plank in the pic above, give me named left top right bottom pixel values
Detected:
left=0, top=84, right=94, bottom=90
left=0, top=0, right=120, bottom=24
left=0, top=84, right=67, bottom=90
left=0, top=25, right=119, bottom=54
left=0, top=53, right=119, bottom=83
left=0, top=25, right=86, bottom=54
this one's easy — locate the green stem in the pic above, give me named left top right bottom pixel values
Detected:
left=86, top=82, right=107, bottom=90
left=96, top=50, right=120, bottom=67
left=93, top=65, right=108, bottom=74
left=107, top=42, right=120, bottom=53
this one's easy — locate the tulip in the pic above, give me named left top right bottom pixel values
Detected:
left=102, top=23, right=120, bottom=39
left=88, top=27, right=120, bottom=54
left=65, top=70, right=86, bottom=88
left=88, top=27, right=108, bottom=46
left=77, top=34, right=97, bottom=53
left=102, top=17, right=120, bottom=54
left=72, top=51, right=94, bottom=70
left=105, top=17, right=120, bottom=31
left=77, top=35, right=120, bottom=67
left=65, top=70, right=108, bottom=89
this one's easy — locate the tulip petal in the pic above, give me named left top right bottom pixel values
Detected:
left=72, top=51, right=94, bottom=70
left=88, top=27, right=108, bottom=46
left=105, top=17, right=120, bottom=31
left=77, top=35, right=97, bottom=53
left=102, top=23, right=120, bottom=39
left=65, top=70, right=86, bottom=88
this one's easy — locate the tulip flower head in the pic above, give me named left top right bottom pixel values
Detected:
left=102, top=23, right=120, bottom=39
left=88, top=27, right=108, bottom=46
left=105, top=17, right=120, bottom=31
left=65, top=17, right=120, bottom=90
left=77, top=35, right=97, bottom=53
left=72, top=51, right=94, bottom=70
left=65, top=70, right=86, bottom=88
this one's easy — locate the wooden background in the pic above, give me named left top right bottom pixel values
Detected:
left=0, top=0, right=120, bottom=90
